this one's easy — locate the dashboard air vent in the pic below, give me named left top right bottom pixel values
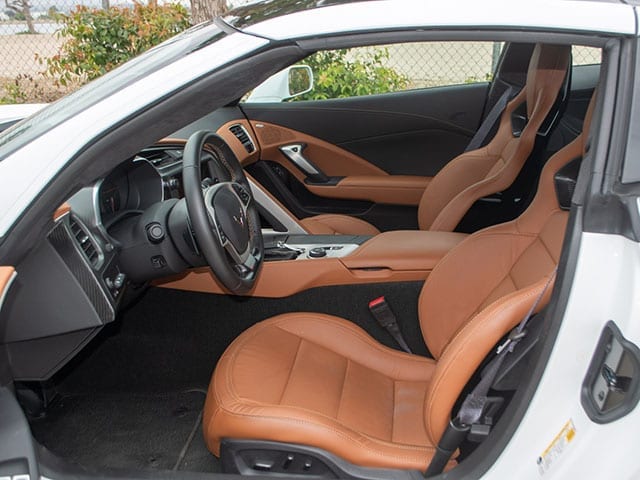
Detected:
left=138, top=149, right=182, bottom=170
left=229, top=124, right=256, bottom=154
left=141, top=150, right=168, bottom=164
left=69, top=216, right=100, bottom=268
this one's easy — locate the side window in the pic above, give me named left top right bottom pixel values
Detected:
left=572, top=46, right=601, bottom=66
left=243, top=41, right=502, bottom=103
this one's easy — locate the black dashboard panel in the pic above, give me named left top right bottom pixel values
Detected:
left=0, top=143, right=214, bottom=381
left=98, top=158, right=163, bottom=229
left=1, top=216, right=115, bottom=380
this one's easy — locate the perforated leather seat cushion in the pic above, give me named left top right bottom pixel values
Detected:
left=204, top=313, right=439, bottom=470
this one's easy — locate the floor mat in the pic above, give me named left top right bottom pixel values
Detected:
left=54, top=282, right=426, bottom=394
left=30, top=390, right=220, bottom=473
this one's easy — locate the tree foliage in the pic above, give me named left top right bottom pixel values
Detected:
left=43, top=3, right=190, bottom=85
left=296, top=48, right=409, bottom=101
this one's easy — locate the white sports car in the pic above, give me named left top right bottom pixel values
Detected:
left=0, top=104, right=46, bottom=132
left=0, top=1, right=638, bottom=480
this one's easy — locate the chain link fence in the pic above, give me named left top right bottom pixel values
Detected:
left=0, top=7, right=602, bottom=104
left=378, top=42, right=600, bottom=89
left=1, top=1, right=92, bottom=101
left=1, top=1, right=88, bottom=73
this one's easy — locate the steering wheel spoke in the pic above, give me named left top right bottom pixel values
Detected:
left=182, top=131, right=263, bottom=295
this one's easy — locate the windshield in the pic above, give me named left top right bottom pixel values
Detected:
left=223, top=0, right=361, bottom=29
left=0, top=22, right=225, bottom=160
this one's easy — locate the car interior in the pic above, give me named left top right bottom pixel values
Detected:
left=0, top=38, right=602, bottom=479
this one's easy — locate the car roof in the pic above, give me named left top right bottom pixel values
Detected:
left=225, top=0, right=636, bottom=39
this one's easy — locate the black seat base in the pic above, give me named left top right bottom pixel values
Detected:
left=220, top=439, right=423, bottom=480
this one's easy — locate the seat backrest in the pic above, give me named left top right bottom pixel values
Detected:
left=419, top=91, right=596, bottom=445
left=418, top=44, right=571, bottom=232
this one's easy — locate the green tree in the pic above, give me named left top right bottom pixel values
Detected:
left=43, top=3, right=190, bottom=85
left=45, top=5, right=58, bottom=19
left=4, top=0, right=36, bottom=34
left=296, top=48, right=409, bottom=101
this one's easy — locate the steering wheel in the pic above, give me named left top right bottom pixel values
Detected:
left=182, top=131, right=263, bottom=295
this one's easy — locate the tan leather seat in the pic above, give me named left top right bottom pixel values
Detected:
left=300, top=44, right=571, bottom=236
left=203, top=94, right=595, bottom=470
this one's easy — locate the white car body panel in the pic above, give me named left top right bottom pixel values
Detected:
left=0, top=104, right=47, bottom=124
left=244, top=0, right=636, bottom=39
left=486, top=231, right=640, bottom=478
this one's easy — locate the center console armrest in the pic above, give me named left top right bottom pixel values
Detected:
left=342, top=231, right=467, bottom=271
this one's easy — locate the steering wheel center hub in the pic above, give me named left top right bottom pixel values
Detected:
left=213, top=186, right=249, bottom=254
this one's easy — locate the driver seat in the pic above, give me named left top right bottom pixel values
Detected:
left=203, top=94, right=595, bottom=471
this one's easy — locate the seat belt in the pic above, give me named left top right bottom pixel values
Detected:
left=369, top=296, right=412, bottom=354
left=464, top=85, right=518, bottom=152
left=424, top=267, right=557, bottom=477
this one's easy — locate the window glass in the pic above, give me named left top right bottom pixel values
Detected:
left=572, top=46, right=601, bottom=66
left=243, top=41, right=502, bottom=103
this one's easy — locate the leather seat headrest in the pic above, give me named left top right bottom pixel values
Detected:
left=554, top=157, right=581, bottom=211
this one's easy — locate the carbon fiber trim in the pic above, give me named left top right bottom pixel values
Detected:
left=48, top=222, right=114, bottom=323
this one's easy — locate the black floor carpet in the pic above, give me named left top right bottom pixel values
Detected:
left=29, top=281, right=426, bottom=473
left=31, top=390, right=220, bottom=473
left=54, top=282, right=427, bottom=395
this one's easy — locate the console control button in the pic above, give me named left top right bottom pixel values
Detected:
left=308, top=247, right=327, bottom=258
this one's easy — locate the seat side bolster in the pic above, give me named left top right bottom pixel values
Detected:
left=416, top=90, right=526, bottom=232
left=423, top=276, right=554, bottom=445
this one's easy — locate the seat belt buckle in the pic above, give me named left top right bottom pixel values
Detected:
left=368, top=296, right=396, bottom=328
left=467, top=396, right=504, bottom=443
left=368, top=296, right=412, bottom=354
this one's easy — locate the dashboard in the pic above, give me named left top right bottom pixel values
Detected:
left=1, top=114, right=262, bottom=382
left=1, top=144, right=201, bottom=380
left=98, top=159, right=162, bottom=228
left=96, top=145, right=215, bottom=231
left=100, top=148, right=175, bottom=226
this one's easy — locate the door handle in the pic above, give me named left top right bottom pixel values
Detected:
left=279, top=144, right=329, bottom=183
left=581, top=321, right=640, bottom=423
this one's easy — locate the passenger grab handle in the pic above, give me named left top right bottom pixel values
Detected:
left=279, top=144, right=330, bottom=183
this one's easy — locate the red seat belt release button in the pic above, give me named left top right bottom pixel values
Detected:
left=368, top=296, right=412, bottom=353
left=368, top=296, right=395, bottom=328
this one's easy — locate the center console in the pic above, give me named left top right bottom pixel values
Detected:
left=264, top=234, right=371, bottom=261
left=156, top=230, right=468, bottom=298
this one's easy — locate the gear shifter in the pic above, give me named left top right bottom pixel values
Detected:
left=263, top=241, right=305, bottom=261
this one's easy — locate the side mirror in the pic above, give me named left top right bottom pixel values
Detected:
left=245, top=65, right=314, bottom=103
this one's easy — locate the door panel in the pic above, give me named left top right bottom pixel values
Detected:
left=242, top=83, right=488, bottom=177
left=0, top=267, right=15, bottom=306
left=250, top=121, right=431, bottom=206
left=242, top=83, right=488, bottom=230
left=251, top=121, right=387, bottom=177
left=305, top=175, right=431, bottom=206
